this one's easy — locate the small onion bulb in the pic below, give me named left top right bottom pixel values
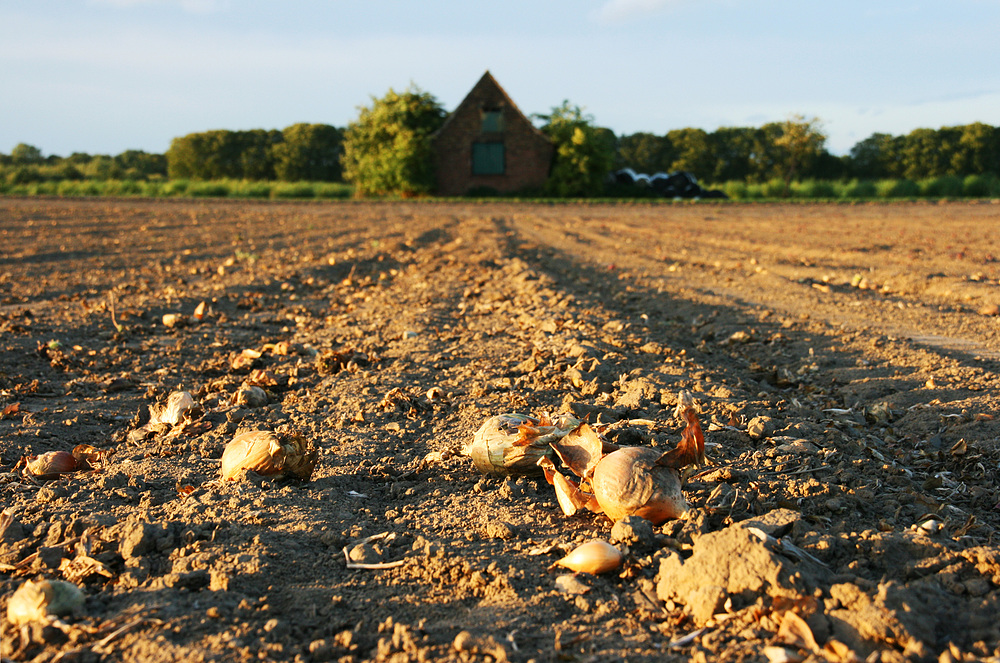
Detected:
left=555, top=540, right=623, bottom=574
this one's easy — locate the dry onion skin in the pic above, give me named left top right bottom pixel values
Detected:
left=554, top=540, right=623, bottom=575
left=464, top=413, right=581, bottom=477
left=6, top=578, right=84, bottom=626
left=149, top=390, right=196, bottom=426
left=220, top=430, right=317, bottom=481
left=591, top=446, right=688, bottom=524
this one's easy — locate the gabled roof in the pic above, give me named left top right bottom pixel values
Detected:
left=433, top=71, right=551, bottom=142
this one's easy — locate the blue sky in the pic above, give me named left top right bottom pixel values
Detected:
left=2, top=0, right=998, bottom=158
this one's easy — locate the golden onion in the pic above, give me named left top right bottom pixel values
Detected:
left=464, top=413, right=580, bottom=477
left=25, top=451, right=78, bottom=480
left=220, top=430, right=317, bottom=481
left=554, top=540, right=623, bottom=575
left=591, top=447, right=688, bottom=524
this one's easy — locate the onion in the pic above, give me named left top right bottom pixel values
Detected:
left=554, top=540, right=623, bottom=574
left=464, top=413, right=580, bottom=477
left=25, top=451, right=78, bottom=479
left=591, top=446, right=688, bottom=524
left=220, top=430, right=317, bottom=481
left=6, top=578, right=84, bottom=626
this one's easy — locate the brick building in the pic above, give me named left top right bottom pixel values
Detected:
left=432, top=72, right=553, bottom=196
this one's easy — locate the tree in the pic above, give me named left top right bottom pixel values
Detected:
left=85, top=156, right=123, bottom=180
left=340, top=85, right=447, bottom=196
left=954, top=123, right=1000, bottom=175
left=273, top=123, right=343, bottom=182
left=706, top=127, right=760, bottom=182
left=167, top=129, right=280, bottom=180
left=616, top=132, right=674, bottom=174
left=115, top=150, right=167, bottom=179
left=772, top=115, right=826, bottom=188
left=665, top=128, right=715, bottom=180
left=848, top=132, right=900, bottom=179
left=10, top=143, right=44, bottom=165
left=535, top=101, right=616, bottom=197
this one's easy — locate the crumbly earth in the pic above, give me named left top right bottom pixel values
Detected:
left=1, top=197, right=1000, bottom=663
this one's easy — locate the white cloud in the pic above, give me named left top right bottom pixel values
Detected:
left=590, top=0, right=678, bottom=23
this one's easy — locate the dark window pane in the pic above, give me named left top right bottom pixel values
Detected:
left=482, top=110, right=503, bottom=133
left=472, top=142, right=505, bottom=175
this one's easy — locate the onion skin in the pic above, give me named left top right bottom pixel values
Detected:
left=591, top=446, right=688, bottom=524
left=149, top=390, right=195, bottom=426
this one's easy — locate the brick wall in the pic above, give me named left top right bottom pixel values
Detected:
left=432, top=73, right=553, bottom=196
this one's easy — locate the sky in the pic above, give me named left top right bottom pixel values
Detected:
left=2, top=0, right=998, bottom=158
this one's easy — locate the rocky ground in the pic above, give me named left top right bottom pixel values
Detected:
left=1, top=197, right=1000, bottom=663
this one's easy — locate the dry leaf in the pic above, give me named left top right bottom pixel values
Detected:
left=776, top=610, right=819, bottom=652
left=72, top=444, right=109, bottom=471
left=1, top=402, right=21, bottom=420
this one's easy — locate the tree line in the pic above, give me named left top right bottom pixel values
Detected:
left=617, top=121, right=1000, bottom=184
left=0, top=123, right=343, bottom=185
left=3, top=91, right=999, bottom=197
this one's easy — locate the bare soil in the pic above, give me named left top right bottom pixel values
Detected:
left=2, top=197, right=1000, bottom=663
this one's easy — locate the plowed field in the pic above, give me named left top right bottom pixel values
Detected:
left=2, top=198, right=1000, bottom=662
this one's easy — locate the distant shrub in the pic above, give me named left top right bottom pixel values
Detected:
left=721, top=181, right=749, bottom=200
left=963, top=173, right=1000, bottom=197
left=761, top=178, right=787, bottom=198
left=102, top=179, right=143, bottom=196
left=7, top=166, right=43, bottom=185
left=57, top=180, right=102, bottom=196
left=228, top=180, right=272, bottom=198
left=138, top=181, right=166, bottom=197
left=161, top=179, right=190, bottom=196
left=842, top=179, right=877, bottom=198
left=791, top=179, right=836, bottom=199
left=188, top=181, right=230, bottom=197
left=314, top=182, right=353, bottom=199
left=271, top=182, right=316, bottom=199
left=919, top=175, right=964, bottom=198
left=876, top=179, right=919, bottom=198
